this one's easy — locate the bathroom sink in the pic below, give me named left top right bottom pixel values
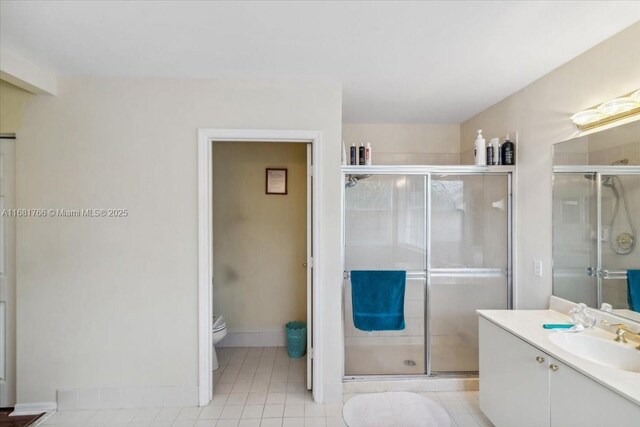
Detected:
left=549, top=333, right=640, bottom=373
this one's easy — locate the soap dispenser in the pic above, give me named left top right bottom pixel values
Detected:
left=474, top=130, right=486, bottom=166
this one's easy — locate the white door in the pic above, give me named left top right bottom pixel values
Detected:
left=0, top=135, right=16, bottom=406
left=306, top=143, right=313, bottom=390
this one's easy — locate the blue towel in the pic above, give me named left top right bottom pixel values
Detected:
left=628, top=270, right=640, bottom=312
left=351, top=270, right=406, bottom=331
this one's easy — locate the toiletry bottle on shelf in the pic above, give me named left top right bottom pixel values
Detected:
left=359, top=143, right=365, bottom=165
left=495, top=138, right=502, bottom=165
left=342, top=141, right=347, bottom=166
left=474, top=130, right=486, bottom=166
left=502, top=134, right=515, bottom=165
left=365, top=142, right=372, bottom=165
left=489, top=138, right=500, bottom=165
left=350, top=143, right=357, bottom=165
left=486, top=143, right=494, bottom=166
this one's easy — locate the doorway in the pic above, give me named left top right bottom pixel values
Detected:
left=0, top=133, right=16, bottom=406
left=198, top=129, right=323, bottom=405
left=211, top=140, right=308, bottom=391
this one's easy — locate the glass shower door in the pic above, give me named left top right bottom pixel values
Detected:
left=600, top=174, right=640, bottom=314
left=552, top=173, right=598, bottom=307
left=344, top=174, right=426, bottom=375
left=429, top=174, right=511, bottom=373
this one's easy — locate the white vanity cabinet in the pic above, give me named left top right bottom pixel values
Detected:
left=479, top=317, right=640, bottom=427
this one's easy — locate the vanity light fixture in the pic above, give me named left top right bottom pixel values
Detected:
left=571, top=89, right=640, bottom=130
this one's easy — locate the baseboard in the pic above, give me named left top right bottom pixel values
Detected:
left=55, top=385, right=199, bottom=410
left=342, top=377, right=479, bottom=394
left=218, top=330, right=286, bottom=347
left=11, top=402, right=57, bottom=416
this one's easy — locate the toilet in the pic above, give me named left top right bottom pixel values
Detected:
left=211, top=314, right=228, bottom=371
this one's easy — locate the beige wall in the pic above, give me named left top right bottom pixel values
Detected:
left=16, top=77, right=343, bottom=404
left=0, top=80, right=30, bottom=133
left=212, top=142, right=307, bottom=341
left=461, top=22, right=640, bottom=309
left=342, top=123, right=460, bottom=164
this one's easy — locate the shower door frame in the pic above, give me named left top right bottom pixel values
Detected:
left=341, top=165, right=514, bottom=379
left=553, top=165, right=640, bottom=308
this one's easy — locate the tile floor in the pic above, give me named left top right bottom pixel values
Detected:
left=37, top=347, right=494, bottom=427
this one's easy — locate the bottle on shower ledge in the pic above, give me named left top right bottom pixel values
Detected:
left=365, top=142, right=372, bottom=165
left=359, top=142, right=365, bottom=165
left=502, top=134, right=515, bottom=165
left=350, top=142, right=357, bottom=165
left=474, top=130, right=486, bottom=166
left=486, top=142, right=494, bottom=166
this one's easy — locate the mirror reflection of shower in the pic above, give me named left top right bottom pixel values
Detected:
left=584, top=169, right=636, bottom=255
left=345, top=174, right=372, bottom=188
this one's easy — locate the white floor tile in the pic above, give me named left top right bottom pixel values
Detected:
left=178, top=407, right=203, bottom=420
left=260, top=418, right=282, bottom=427
left=303, top=418, right=325, bottom=427
left=156, top=407, right=182, bottom=422
left=220, top=405, right=244, bottom=419
left=211, top=394, right=230, bottom=406
left=246, top=392, right=267, bottom=405
left=172, top=421, right=195, bottom=427
left=323, top=404, right=342, bottom=418
left=133, top=408, right=162, bottom=422
left=451, top=412, right=481, bottom=427
left=283, top=404, right=304, bottom=418
left=241, top=405, right=265, bottom=419
left=282, top=417, right=305, bottom=427
left=86, top=409, right=119, bottom=424
left=194, top=420, right=217, bottom=427
left=266, top=393, right=286, bottom=404
left=227, top=393, right=249, bottom=406
left=250, top=382, right=270, bottom=393
left=303, top=403, right=324, bottom=418
left=262, top=404, right=284, bottom=418
left=238, top=420, right=261, bottom=427
left=113, top=408, right=140, bottom=423
left=325, top=417, right=346, bottom=427
left=216, top=419, right=240, bottom=427
left=199, top=405, right=224, bottom=420
left=268, top=382, right=287, bottom=393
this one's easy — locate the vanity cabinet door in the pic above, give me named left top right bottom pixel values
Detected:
left=479, top=318, right=550, bottom=427
left=550, top=359, right=640, bottom=427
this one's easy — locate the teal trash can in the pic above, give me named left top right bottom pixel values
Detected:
left=285, top=321, right=307, bottom=358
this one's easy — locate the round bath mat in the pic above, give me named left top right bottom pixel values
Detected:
left=343, top=392, right=452, bottom=427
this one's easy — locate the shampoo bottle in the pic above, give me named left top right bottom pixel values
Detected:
left=474, top=130, right=486, bottom=166
left=489, top=137, right=499, bottom=165
left=502, top=134, right=515, bottom=165
left=342, top=141, right=347, bottom=165
left=359, top=143, right=365, bottom=165
left=350, top=143, right=357, bottom=165
left=365, top=142, right=372, bottom=165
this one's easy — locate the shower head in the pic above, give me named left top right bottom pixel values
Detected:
left=345, top=174, right=371, bottom=188
left=583, top=174, right=615, bottom=188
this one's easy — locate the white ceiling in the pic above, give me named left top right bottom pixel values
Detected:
left=1, top=1, right=639, bottom=123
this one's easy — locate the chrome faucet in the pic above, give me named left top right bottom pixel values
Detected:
left=601, top=320, right=640, bottom=350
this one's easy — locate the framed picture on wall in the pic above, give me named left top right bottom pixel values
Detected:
left=266, top=168, right=287, bottom=195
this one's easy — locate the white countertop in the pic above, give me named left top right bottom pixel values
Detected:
left=477, top=309, right=640, bottom=406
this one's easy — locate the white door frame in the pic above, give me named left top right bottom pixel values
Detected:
left=197, top=129, right=323, bottom=406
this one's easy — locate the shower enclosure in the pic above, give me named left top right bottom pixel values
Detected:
left=342, top=166, right=513, bottom=377
left=553, top=166, right=640, bottom=314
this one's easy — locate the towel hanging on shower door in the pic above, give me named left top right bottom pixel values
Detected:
left=350, top=270, right=406, bottom=332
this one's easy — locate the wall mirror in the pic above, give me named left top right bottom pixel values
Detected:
left=552, top=119, right=640, bottom=322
